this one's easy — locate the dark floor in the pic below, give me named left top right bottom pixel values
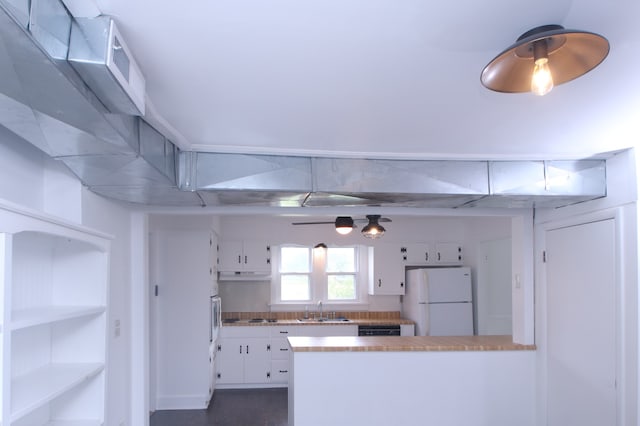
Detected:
left=150, top=388, right=288, bottom=426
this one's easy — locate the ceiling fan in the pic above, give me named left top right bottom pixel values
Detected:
left=292, top=215, right=391, bottom=239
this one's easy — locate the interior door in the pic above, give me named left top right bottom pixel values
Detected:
left=545, top=219, right=616, bottom=426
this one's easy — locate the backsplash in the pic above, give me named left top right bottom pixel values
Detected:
left=222, top=311, right=403, bottom=321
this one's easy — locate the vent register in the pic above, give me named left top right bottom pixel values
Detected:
left=0, top=1, right=606, bottom=209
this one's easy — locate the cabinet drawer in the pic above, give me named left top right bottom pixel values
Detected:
left=270, top=326, right=297, bottom=338
left=271, top=337, right=292, bottom=360
left=271, top=359, right=290, bottom=384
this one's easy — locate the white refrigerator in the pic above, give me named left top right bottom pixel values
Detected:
left=403, top=267, right=474, bottom=336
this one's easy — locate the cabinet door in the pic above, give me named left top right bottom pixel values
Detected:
left=242, top=242, right=271, bottom=272
left=368, top=244, right=405, bottom=295
left=435, top=242, right=463, bottom=264
left=216, top=338, right=245, bottom=384
left=402, top=243, right=433, bottom=265
left=243, top=338, right=271, bottom=384
left=217, top=241, right=244, bottom=272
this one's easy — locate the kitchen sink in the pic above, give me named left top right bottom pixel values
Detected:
left=296, top=317, right=352, bottom=323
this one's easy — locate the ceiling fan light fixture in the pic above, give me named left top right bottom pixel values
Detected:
left=361, top=215, right=385, bottom=239
left=481, top=24, right=609, bottom=95
left=335, top=216, right=355, bottom=235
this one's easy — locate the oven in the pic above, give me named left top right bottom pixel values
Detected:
left=210, top=295, right=222, bottom=343
left=358, top=324, right=401, bottom=336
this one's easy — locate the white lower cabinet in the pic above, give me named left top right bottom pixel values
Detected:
left=217, top=328, right=271, bottom=387
left=217, top=325, right=359, bottom=388
left=0, top=203, right=110, bottom=426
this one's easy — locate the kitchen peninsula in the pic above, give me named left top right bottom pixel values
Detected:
left=288, top=335, right=536, bottom=426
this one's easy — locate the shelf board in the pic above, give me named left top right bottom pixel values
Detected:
left=44, top=421, right=103, bottom=426
left=11, top=362, right=104, bottom=423
left=11, top=306, right=106, bottom=331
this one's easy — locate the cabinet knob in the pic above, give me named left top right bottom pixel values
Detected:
left=400, top=282, right=404, bottom=287
left=237, top=255, right=241, bottom=264
left=378, top=279, right=382, bottom=287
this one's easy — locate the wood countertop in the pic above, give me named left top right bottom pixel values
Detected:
left=221, top=318, right=414, bottom=326
left=287, top=335, right=536, bottom=352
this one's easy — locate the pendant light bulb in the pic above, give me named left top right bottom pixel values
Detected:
left=335, top=216, right=354, bottom=235
left=532, top=57, right=553, bottom=96
left=531, top=39, right=553, bottom=96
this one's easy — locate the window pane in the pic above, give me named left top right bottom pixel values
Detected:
left=281, top=275, right=310, bottom=301
left=281, top=247, right=310, bottom=272
left=328, top=275, right=356, bottom=300
left=326, top=247, right=356, bottom=272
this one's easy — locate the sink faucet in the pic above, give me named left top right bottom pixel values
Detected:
left=317, top=300, right=323, bottom=320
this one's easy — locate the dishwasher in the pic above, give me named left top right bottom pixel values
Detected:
left=358, top=324, right=401, bottom=336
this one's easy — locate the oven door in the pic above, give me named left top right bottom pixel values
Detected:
left=210, top=296, right=222, bottom=343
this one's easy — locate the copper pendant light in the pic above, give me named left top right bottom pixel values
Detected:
left=481, top=25, right=609, bottom=95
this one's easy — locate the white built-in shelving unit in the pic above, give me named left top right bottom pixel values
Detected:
left=0, top=201, right=110, bottom=426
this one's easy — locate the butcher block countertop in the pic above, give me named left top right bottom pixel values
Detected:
left=287, top=335, right=536, bottom=352
left=222, top=318, right=414, bottom=326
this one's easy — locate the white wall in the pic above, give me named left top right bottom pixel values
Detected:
left=0, top=127, right=46, bottom=211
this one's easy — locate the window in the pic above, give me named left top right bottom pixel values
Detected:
left=279, top=246, right=311, bottom=301
left=276, top=245, right=361, bottom=304
left=326, top=247, right=357, bottom=300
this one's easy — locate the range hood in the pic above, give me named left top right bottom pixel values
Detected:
left=0, top=0, right=608, bottom=210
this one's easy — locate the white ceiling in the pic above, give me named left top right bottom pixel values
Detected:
left=88, top=0, right=639, bottom=161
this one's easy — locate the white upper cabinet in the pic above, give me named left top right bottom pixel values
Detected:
left=218, top=241, right=271, bottom=274
left=434, top=242, right=463, bottom=264
left=401, top=242, right=463, bottom=265
left=401, top=243, right=433, bottom=264
left=368, top=244, right=405, bottom=296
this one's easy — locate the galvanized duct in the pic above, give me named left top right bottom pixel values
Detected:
left=0, top=0, right=192, bottom=205
left=181, top=153, right=605, bottom=209
left=0, top=1, right=607, bottom=209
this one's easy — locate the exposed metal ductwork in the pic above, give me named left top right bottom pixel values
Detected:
left=0, top=0, right=607, bottom=209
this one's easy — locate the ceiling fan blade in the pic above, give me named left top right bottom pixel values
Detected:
left=353, top=217, right=392, bottom=223
left=291, top=221, right=335, bottom=225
